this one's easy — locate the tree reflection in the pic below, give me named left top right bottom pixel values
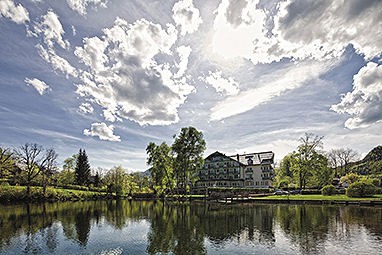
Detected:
left=0, top=201, right=382, bottom=254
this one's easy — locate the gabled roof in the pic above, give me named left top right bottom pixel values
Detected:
left=204, top=151, right=274, bottom=166
left=229, top=151, right=274, bottom=166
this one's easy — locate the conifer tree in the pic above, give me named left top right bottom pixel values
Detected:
left=75, top=149, right=91, bottom=186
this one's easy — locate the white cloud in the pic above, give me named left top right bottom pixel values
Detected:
left=79, top=102, right=94, bottom=114
left=83, top=122, right=121, bottom=141
left=212, top=0, right=269, bottom=61
left=210, top=60, right=333, bottom=121
left=34, top=10, right=69, bottom=49
left=331, top=62, right=382, bottom=129
left=211, top=0, right=382, bottom=64
left=74, top=36, right=109, bottom=73
left=0, top=0, right=29, bottom=24
left=200, top=70, right=239, bottom=96
left=66, top=0, right=107, bottom=15
left=175, top=45, right=192, bottom=78
left=37, top=45, right=78, bottom=77
left=74, top=17, right=195, bottom=126
left=103, top=18, right=177, bottom=67
left=172, top=0, right=202, bottom=36
left=24, top=78, right=50, bottom=95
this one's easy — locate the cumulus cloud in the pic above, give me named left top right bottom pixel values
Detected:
left=34, top=10, right=69, bottom=49
left=83, top=122, right=121, bottom=141
left=79, top=102, right=94, bottom=114
left=331, top=62, right=382, bottom=129
left=66, top=0, right=107, bottom=15
left=74, top=36, right=109, bottom=73
left=0, top=0, right=29, bottom=24
left=200, top=71, right=239, bottom=96
left=24, top=78, right=50, bottom=95
left=210, top=61, right=333, bottom=121
left=172, top=0, right=202, bottom=36
left=212, top=0, right=382, bottom=63
left=74, top=17, right=194, bottom=126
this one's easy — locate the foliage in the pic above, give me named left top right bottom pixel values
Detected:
left=321, top=184, right=336, bottom=196
left=346, top=180, right=376, bottom=198
left=75, top=149, right=91, bottom=186
left=0, top=147, right=15, bottom=179
left=56, top=169, right=76, bottom=186
left=103, top=166, right=137, bottom=196
left=340, top=173, right=361, bottom=185
left=0, top=185, right=111, bottom=202
left=146, top=142, right=174, bottom=195
left=300, top=189, right=321, bottom=195
left=172, top=126, right=206, bottom=191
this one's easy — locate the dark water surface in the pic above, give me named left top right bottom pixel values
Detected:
left=0, top=200, right=381, bottom=254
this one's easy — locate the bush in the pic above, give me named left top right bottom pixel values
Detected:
left=300, top=189, right=321, bottom=195
left=321, top=185, right=336, bottom=196
left=346, top=180, right=376, bottom=198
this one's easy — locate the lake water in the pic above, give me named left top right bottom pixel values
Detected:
left=0, top=200, right=381, bottom=254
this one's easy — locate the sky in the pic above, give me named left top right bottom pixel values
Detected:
left=0, top=0, right=381, bottom=172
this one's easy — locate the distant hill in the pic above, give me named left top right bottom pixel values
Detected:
left=362, top=146, right=382, bottom=162
left=351, top=146, right=382, bottom=175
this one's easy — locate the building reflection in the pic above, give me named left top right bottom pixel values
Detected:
left=0, top=201, right=381, bottom=254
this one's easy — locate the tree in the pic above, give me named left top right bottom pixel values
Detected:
left=146, top=142, right=174, bottom=195
left=172, top=127, right=206, bottom=192
left=40, top=148, right=58, bottom=194
left=75, top=149, right=91, bottom=186
left=0, top=146, right=14, bottom=179
left=337, top=148, right=359, bottom=175
left=291, top=133, right=324, bottom=189
left=14, top=143, right=58, bottom=195
left=103, top=166, right=134, bottom=196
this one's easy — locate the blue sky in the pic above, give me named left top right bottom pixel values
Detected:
left=0, top=0, right=381, bottom=171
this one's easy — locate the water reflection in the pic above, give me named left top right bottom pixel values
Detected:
left=0, top=201, right=381, bottom=254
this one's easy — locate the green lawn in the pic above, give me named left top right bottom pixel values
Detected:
left=251, top=194, right=382, bottom=201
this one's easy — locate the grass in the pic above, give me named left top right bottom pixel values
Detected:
left=0, top=185, right=114, bottom=203
left=251, top=194, right=382, bottom=201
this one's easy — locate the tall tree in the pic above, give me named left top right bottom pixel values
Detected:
left=146, top=142, right=174, bottom=195
left=292, top=133, right=324, bottom=189
left=172, top=127, right=206, bottom=192
left=75, top=149, right=91, bottom=186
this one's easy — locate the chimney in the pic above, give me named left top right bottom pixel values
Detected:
left=236, top=154, right=239, bottom=162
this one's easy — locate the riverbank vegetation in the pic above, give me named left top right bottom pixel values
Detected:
left=1, top=128, right=382, bottom=202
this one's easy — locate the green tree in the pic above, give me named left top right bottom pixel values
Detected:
left=172, top=127, right=206, bottom=192
left=274, top=154, right=295, bottom=188
left=0, top=147, right=14, bottom=179
left=103, top=166, right=135, bottom=196
left=146, top=142, right=174, bottom=195
left=290, top=133, right=325, bottom=189
left=75, top=149, right=90, bottom=186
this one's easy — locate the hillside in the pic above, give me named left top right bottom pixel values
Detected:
left=351, top=146, right=382, bottom=175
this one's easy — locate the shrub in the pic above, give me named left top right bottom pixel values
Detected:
left=321, top=185, right=336, bottom=196
left=346, top=180, right=376, bottom=198
left=300, top=189, right=321, bottom=195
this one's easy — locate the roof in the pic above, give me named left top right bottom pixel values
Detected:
left=204, top=151, right=274, bottom=166
left=229, top=151, right=274, bottom=165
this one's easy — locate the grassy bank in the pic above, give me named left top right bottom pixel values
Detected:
left=0, top=186, right=117, bottom=203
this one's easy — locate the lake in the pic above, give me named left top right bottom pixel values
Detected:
left=0, top=200, right=381, bottom=254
